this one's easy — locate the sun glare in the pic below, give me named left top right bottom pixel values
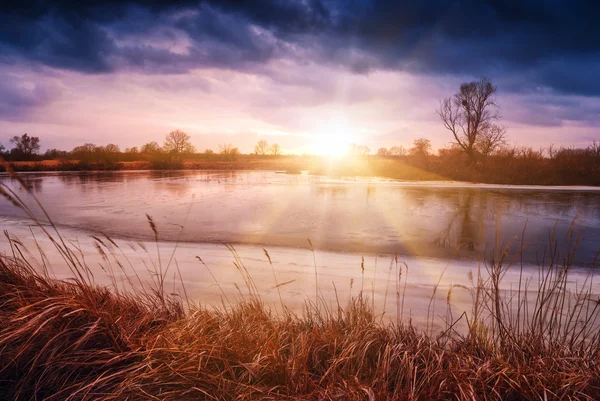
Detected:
left=310, top=118, right=356, bottom=156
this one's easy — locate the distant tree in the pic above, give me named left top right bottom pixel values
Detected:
left=348, top=144, right=370, bottom=156
left=476, top=125, right=507, bottom=157
left=72, top=143, right=97, bottom=154
left=104, top=143, right=120, bottom=153
left=409, top=138, right=432, bottom=156
left=164, top=130, right=195, bottom=155
left=72, top=143, right=98, bottom=162
left=438, top=77, right=505, bottom=162
left=589, top=140, right=600, bottom=157
left=388, top=146, right=407, bottom=156
left=255, top=139, right=269, bottom=155
left=437, top=144, right=462, bottom=158
left=270, top=143, right=281, bottom=156
left=10, top=133, right=40, bottom=159
left=219, top=143, right=240, bottom=160
left=141, top=141, right=162, bottom=154
left=376, top=147, right=388, bottom=156
left=44, top=148, right=68, bottom=159
left=203, top=149, right=215, bottom=159
left=93, top=144, right=121, bottom=162
left=219, top=143, right=239, bottom=155
left=123, top=146, right=139, bottom=161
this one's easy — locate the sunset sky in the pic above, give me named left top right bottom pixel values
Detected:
left=1, top=1, right=599, bottom=154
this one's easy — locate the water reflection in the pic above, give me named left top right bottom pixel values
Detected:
left=434, top=191, right=480, bottom=251
left=315, top=185, right=348, bottom=198
left=366, top=186, right=376, bottom=200
left=10, top=176, right=44, bottom=193
left=154, top=181, right=191, bottom=197
left=0, top=171, right=598, bottom=265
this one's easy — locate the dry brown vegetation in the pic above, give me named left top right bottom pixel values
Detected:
left=0, top=168, right=600, bottom=400
left=1, top=237, right=600, bottom=400
left=6, top=156, right=316, bottom=173
left=5, top=141, right=600, bottom=186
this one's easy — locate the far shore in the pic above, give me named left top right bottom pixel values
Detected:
left=4, top=153, right=600, bottom=186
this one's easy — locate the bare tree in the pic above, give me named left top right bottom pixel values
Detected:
left=219, top=143, right=240, bottom=160
left=388, top=146, right=407, bottom=156
left=141, top=141, right=162, bottom=154
left=255, top=140, right=269, bottom=155
left=10, top=133, right=40, bottom=158
left=104, top=143, right=120, bottom=153
left=95, top=143, right=121, bottom=162
left=270, top=143, right=281, bottom=155
left=377, top=147, right=388, bottom=156
left=348, top=144, right=370, bottom=156
left=164, top=130, right=195, bottom=154
left=219, top=143, right=237, bottom=155
left=438, top=78, right=505, bottom=162
left=71, top=143, right=98, bottom=162
left=476, top=125, right=507, bottom=157
left=409, top=138, right=432, bottom=156
left=72, top=143, right=97, bottom=154
left=438, top=144, right=462, bottom=158
left=44, top=148, right=67, bottom=159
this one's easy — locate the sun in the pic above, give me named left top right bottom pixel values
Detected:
left=310, top=118, right=356, bottom=156
left=312, top=133, right=354, bottom=156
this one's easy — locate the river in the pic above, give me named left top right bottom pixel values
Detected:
left=0, top=170, right=598, bottom=327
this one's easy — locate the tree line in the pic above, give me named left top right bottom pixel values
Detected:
left=2, top=79, right=507, bottom=163
left=1, top=130, right=284, bottom=162
left=2, top=77, right=598, bottom=184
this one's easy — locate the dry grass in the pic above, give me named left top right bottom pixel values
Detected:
left=1, top=249, right=599, bottom=401
left=4, top=157, right=320, bottom=173
left=0, top=167, right=600, bottom=400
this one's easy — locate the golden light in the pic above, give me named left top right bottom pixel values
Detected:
left=310, top=118, right=357, bottom=156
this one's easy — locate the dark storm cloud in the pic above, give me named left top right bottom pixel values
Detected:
left=1, top=0, right=600, bottom=95
left=0, top=12, right=116, bottom=73
left=507, top=95, right=600, bottom=127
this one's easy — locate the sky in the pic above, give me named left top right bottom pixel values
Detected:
left=0, top=0, right=599, bottom=154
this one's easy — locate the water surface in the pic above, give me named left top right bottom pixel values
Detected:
left=1, top=170, right=599, bottom=265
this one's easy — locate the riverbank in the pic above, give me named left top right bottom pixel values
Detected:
left=2, top=157, right=445, bottom=184
left=1, top=233, right=599, bottom=400
left=5, top=157, right=315, bottom=173
left=4, top=152, right=599, bottom=186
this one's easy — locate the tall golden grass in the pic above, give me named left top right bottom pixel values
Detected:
left=0, top=166, right=599, bottom=400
